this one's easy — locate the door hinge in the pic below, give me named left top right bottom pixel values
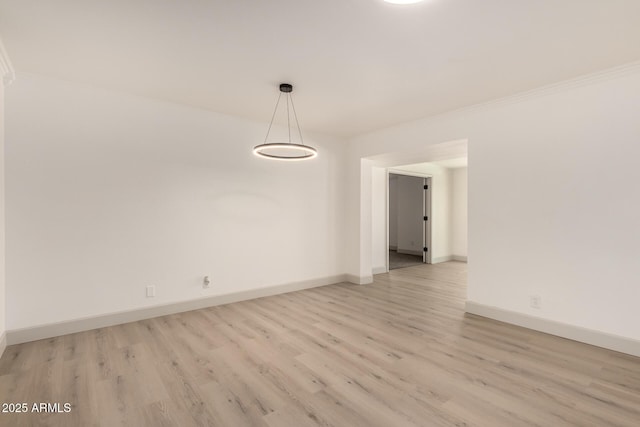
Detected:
left=423, top=216, right=428, bottom=221
left=423, top=185, right=429, bottom=190
left=423, top=247, right=428, bottom=252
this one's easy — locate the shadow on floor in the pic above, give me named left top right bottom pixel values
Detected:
left=389, top=249, right=424, bottom=270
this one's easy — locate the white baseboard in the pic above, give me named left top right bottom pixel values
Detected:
left=432, top=255, right=453, bottom=264
left=346, top=274, right=373, bottom=285
left=372, top=266, right=387, bottom=275
left=465, top=301, right=640, bottom=358
left=7, top=274, right=348, bottom=346
left=452, top=255, right=467, bottom=262
left=0, top=331, right=6, bottom=358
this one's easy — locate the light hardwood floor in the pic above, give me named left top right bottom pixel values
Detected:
left=1, top=261, right=639, bottom=426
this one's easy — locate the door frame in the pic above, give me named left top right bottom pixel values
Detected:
left=386, top=169, right=433, bottom=271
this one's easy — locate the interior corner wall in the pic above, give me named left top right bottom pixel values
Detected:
left=387, top=175, right=397, bottom=249
left=451, top=167, right=467, bottom=258
left=371, top=167, right=387, bottom=272
left=0, top=82, right=6, bottom=346
left=5, top=73, right=347, bottom=331
left=348, top=65, right=640, bottom=343
left=358, top=158, right=374, bottom=281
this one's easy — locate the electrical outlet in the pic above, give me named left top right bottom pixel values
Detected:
left=146, top=285, right=156, bottom=298
left=203, top=276, right=211, bottom=288
left=530, top=295, right=541, bottom=309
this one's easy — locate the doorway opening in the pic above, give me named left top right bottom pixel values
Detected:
left=387, top=172, right=431, bottom=270
left=367, top=138, right=468, bottom=281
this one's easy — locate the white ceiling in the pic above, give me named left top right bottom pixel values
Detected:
left=393, top=157, right=467, bottom=175
left=1, top=0, right=639, bottom=136
left=431, top=157, right=467, bottom=169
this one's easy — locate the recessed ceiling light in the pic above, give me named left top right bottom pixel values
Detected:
left=384, top=0, right=425, bottom=4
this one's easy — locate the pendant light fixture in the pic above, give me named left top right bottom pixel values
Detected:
left=253, top=83, right=318, bottom=161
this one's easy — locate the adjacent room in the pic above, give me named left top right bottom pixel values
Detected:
left=0, top=1, right=639, bottom=426
left=381, top=158, right=468, bottom=272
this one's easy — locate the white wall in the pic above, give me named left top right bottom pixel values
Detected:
left=371, top=167, right=387, bottom=272
left=5, top=73, right=346, bottom=330
left=0, top=39, right=11, bottom=354
left=388, top=174, right=397, bottom=248
left=451, top=167, right=467, bottom=259
left=348, top=63, right=640, bottom=342
left=0, top=81, right=6, bottom=345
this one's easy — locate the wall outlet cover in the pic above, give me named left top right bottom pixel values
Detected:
left=530, top=295, right=541, bottom=309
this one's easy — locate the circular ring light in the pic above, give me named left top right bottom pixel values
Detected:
left=253, top=143, right=318, bottom=161
left=253, top=83, right=318, bottom=161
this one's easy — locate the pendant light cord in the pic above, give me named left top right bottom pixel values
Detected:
left=264, top=92, right=283, bottom=143
left=262, top=85, right=304, bottom=146
left=290, top=95, right=305, bottom=146
left=287, top=93, right=291, bottom=143
left=254, top=83, right=316, bottom=160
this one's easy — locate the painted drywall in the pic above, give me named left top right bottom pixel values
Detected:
left=5, top=73, right=347, bottom=330
left=348, top=63, right=640, bottom=342
left=0, top=81, right=5, bottom=343
left=371, top=167, right=387, bottom=272
left=388, top=174, right=397, bottom=248
left=451, top=167, right=467, bottom=258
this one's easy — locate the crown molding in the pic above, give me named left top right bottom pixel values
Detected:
left=454, top=60, right=640, bottom=117
left=0, top=38, right=15, bottom=86
left=354, top=60, right=640, bottom=141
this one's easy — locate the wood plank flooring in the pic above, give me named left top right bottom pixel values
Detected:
left=1, top=261, right=639, bottom=426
